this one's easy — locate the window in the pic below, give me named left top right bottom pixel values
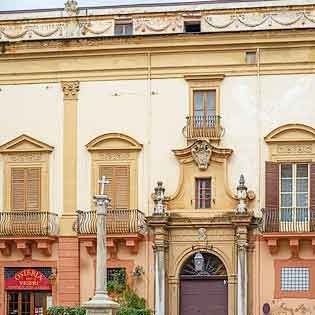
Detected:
left=11, top=168, right=41, bottom=211
left=193, top=90, right=217, bottom=128
left=195, top=178, right=211, bottom=209
left=275, top=260, right=315, bottom=298
left=184, top=21, right=201, bottom=33
left=99, top=165, right=130, bottom=209
left=114, top=22, right=133, bottom=36
left=107, top=268, right=126, bottom=285
left=281, top=267, right=309, bottom=291
left=280, top=163, right=309, bottom=223
left=245, top=51, right=257, bottom=64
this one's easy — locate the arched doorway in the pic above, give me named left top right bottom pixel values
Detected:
left=180, top=251, right=228, bottom=315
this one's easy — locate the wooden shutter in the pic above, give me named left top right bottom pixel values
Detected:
left=265, top=161, right=279, bottom=210
left=310, top=164, right=315, bottom=227
left=11, top=168, right=41, bottom=211
left=11, top=168, right=26, bottom=211
left=114, top=166, right=129, bottom=209
left=99, top=165, right=130, bottom=209
left=99, top=166, right=114, bottom=204
left=26, top=168, right=41, bottom=211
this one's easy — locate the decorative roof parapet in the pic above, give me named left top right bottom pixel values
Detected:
left=1, top=5, right=315, bottom=42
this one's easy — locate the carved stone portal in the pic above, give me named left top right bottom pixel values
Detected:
left=191, top=141, right=212, bottom=170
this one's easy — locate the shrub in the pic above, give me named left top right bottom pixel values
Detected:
left=48, top=306, right=86, bottom=315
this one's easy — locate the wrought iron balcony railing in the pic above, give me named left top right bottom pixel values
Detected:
left=183, top=115, right=224, bottom=140
left=74, top=209, right=146, bottom=235
left=262, top=207, right=315, bottom=233
left=0, top=211, right=59, bottom=237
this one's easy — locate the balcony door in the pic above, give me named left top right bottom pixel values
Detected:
left=280, top=164, right=309, bottom=232
left=193, top=90, right=216, bottom=128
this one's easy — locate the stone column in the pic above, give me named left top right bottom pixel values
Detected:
left=83, top=176, right=119, bottom=315
left=237, top=230, right=248, bottom=315
left=149, top=181, right=169, bottom=315
left=154, top=242, right=166, bottom=315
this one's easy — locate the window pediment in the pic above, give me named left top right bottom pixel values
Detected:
left=265, top=124, right=315, bottom=162
left=0, top=134, right=54, bottom=154
left=86, top=133, right=142, bottom=152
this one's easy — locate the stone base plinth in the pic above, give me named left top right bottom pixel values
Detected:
left=83, top=297, right=119, bottom=315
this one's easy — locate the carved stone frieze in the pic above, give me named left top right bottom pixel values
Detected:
left=8, top=153, right=42, bottom=162
left=0, top=20, right=113, bottom=42
left=62, top=81, right=80, bottom=100
left=2, top=7, right=315, bottom=42
left=134, top=16, right=183, bottom=34
left=191, top=140, right=212, bottom=170
left=277, top=144, right=312, bottom=154
left=203, top=9, right=315, bottom=33
left=97, top=152, right=130, bottom=161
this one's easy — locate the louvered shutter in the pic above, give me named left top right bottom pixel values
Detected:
left=99, top=166, right=114, bottom=207
left=11, top=167, right=41, bottom=211
left=99, top=165, right=130, bottom=209
left=11, top=168, right=26, bottom=211
left=26, top=168, right=41, bottom=211
left=310, top=163, right=315, bottom=228
left=114, top=166, right=129, bottom=209
left=265, top=161, right=279, bottom=209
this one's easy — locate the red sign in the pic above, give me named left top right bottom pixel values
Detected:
left=5, top=269, right=51, bottom=290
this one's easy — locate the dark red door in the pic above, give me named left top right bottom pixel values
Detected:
left=180, top=279, right=228, bottom=315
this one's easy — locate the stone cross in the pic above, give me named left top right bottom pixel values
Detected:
left=98, top=175, right=109, bottom=196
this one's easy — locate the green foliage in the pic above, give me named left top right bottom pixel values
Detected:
left=107, top=269, right=127, bottom=294
left=117, top=287, right=151, bottom=315
left=47, top=306, right=86, bottom=315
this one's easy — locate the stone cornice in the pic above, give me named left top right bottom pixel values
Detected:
left=1, top=4, right=315, bottom=42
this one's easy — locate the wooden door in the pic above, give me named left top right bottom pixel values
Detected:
left=7, top=291, right=50, bottom=315
left=180, top=279, right=228, bottom=315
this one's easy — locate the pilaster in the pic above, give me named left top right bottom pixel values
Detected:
left=61, top=81, right=79, bottom=235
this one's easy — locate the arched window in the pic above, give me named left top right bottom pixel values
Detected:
left=180, top=251, right=227, bottom=277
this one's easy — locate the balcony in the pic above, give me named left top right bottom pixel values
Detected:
left=74, top=209, right=146, bottom=256
left=261, top=208, right=315, bottom=256
left=0, top=211, right=59, bottom=257
left=183, top=115, right=224, bottom=141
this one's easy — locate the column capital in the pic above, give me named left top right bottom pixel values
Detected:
left=62, top=81, right=80, bottom=100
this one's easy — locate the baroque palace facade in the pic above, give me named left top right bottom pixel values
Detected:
left=1, top=0, right=315, bottom=314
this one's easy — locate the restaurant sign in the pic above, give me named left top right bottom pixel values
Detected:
left=5, top=269, right=51, bottom=290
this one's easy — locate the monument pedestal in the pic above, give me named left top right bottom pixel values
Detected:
left=83, top=296, right=119, bottom=315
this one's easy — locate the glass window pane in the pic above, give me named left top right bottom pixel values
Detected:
left=296, top=178, right=308, bottom=193
left=281, top=194, right=292, bottom=207
left=281, top=164, right=292, bottom=178
left=281, top=178, right=292, bottom=192
left=206, top=91, right=216, bottom=115
left=296, top=208, right=308, bottom=222
left=297, top=164, right=308, bottom=178
left=296, top=193, right=308, bottom=208
left=194, top=91, right=204, bottom=115
left=281, top=208, right=293, bottom=221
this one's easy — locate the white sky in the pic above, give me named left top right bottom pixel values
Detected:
left=0, top=0, right=208, bottom=11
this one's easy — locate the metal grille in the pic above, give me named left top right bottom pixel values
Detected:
left=107, top=268, right=126, bottom=284
left=281, top=267, right=309, bottom=291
